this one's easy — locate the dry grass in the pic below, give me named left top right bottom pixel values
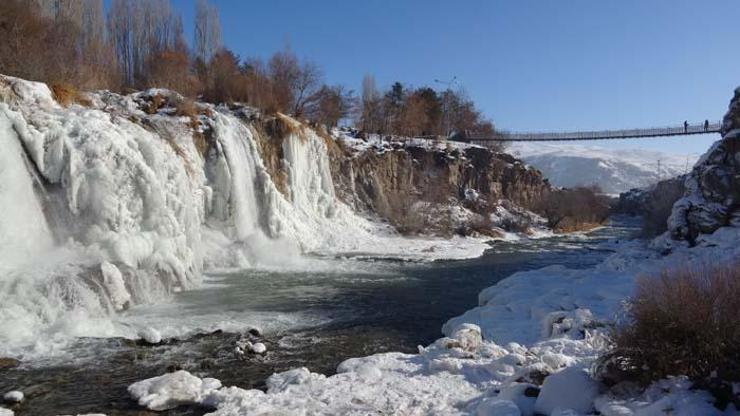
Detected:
left=263, top=114, right=307, bottom=142
left=191, top=123, right=208, bottom=157
left=51, top=83, right=92, bottom=107
left=174, top=97, right=199, bottom=119
left=252, top=121, right=289, bottom=196
left=172, top=97, right=209, bottom=156
left=141, top=93, right=166, bottom=115
left=598, top=263, right=740, bottom=406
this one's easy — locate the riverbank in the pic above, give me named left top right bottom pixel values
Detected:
left=122, top=219, right=738, bottom=415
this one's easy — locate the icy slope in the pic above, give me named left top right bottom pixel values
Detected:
left=511, top=142, right=698, bottom=195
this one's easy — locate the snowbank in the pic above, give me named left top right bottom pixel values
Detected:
left=129, top=323, right=723, bottom=415
left=128, top=370, right=222, bottom=411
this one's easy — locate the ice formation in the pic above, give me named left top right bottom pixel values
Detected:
left=0, top=75, right=488, bottom=358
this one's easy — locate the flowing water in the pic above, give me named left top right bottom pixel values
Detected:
left=0, top=219, right=637, bottom=416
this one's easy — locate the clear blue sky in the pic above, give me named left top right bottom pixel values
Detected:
left=168, top=0, right=739, bottom=154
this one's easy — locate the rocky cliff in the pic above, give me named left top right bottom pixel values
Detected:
left=324, top=135, right=550, bottom=236
left=668, top=89, right=740, bottom=244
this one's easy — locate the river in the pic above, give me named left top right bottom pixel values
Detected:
left=0, top=218, right=637, bottom=415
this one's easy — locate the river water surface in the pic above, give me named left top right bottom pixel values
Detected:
left=0, top=218, right=637, bottom=415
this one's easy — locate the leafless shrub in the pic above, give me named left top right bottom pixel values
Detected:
left=172, top=97, right=210, bottom=156
left=597, top=264, right=740, bottom=407
left=385, top=196, right=428, bottom=236
left=535, top=186, right=611, bottom=231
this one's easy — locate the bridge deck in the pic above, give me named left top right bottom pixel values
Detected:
left=465, top=121, right=722, bottom=142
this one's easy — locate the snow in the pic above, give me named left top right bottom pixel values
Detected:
left=595, top=377, right=721, bottom=416
left=510, top=142, right=699, bottom=195
left=128, top=370, right=222, bottom=411
left=2, top=390, right=23, bottom=403
left=497, top=384, right=537, bottom=416
left=251, top=342, right=267, bottom=354
left=475, top=398, right=522, bottom=415
left=334, top=130, right=480, bottom=156
left=534, top=366, right=599, bottom=415
left=0, top=408, right=13, bottom=416
left=137, top=327, right=163, bottom=344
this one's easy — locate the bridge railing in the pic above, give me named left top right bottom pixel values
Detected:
left=465, top=121, right=722, bottom=142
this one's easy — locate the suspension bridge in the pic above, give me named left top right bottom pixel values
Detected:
left=457, top=120, right=721, bottom=143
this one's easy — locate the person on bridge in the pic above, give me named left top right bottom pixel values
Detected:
left=704, top=119, right=710, bottom=132
left=684, top=120, right=688, bottom=133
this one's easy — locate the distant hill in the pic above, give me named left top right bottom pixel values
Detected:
left=509, top=142, right=699, bottom=195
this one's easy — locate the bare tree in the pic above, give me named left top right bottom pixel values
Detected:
left=108, top=0, right=183, bottom=87
left=268, top=48, right=299, bottom=112
left=241, top=57, right=278, bottom=113
left=194, top=0, right=222, bottom=64
left=360, top=74, right=383, bottom=133
left=203, top=49, right=242, bottom=103
left=267, top=47, right=323, bottom=116
left=107, top=0, right=133, bottom=85
left=291, top=61, right=322, bottom=116
left=397, top=93, right=428, bottom=137
left=306, top=85, right=355, bottom=127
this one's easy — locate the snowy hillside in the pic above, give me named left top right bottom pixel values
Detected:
left=510, top=142, right=699, bottom=195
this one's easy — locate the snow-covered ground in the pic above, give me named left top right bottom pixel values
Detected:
left=510, top=142, right=699, bottom=195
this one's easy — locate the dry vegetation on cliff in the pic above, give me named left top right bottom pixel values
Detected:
left=534, top=186, right=611, bottom=232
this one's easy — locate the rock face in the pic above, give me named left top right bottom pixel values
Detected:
left=616, top=177, right=686, bottom=217
left=668, top=89, right=740, bottom=243
left=326, top=137, right=550, bottom=236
